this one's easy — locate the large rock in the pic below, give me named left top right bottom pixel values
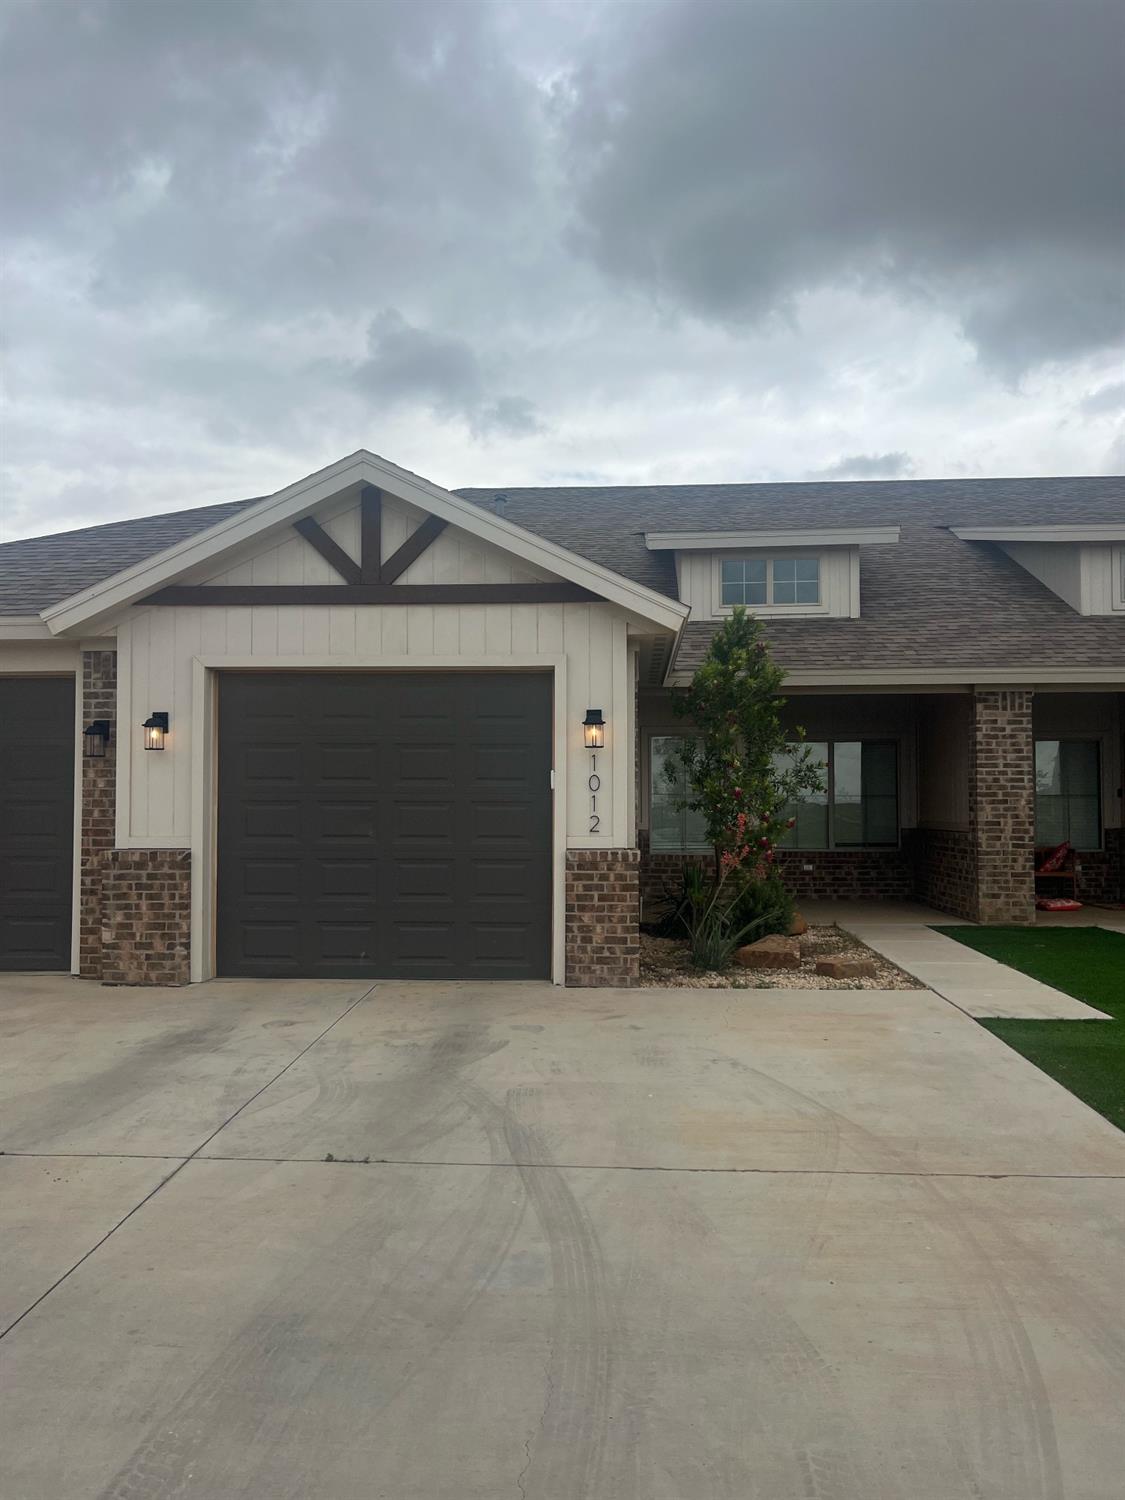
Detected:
left=734, top=934, right=801, bottom=970
left=815, top=955, right=876, bottom=980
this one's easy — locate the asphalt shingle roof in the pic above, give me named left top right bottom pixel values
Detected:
left=457, top=478, right=1125, bottom=673
left=2, top=474, right=1122, bottom=673
left=0, top=498, right=261, bottom=616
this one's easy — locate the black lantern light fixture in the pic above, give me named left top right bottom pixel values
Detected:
left=142, top=711, right=169, bottom=751
left=83, top=719, right=111, bottom=758
left=582, top=708, right=605, bottom=750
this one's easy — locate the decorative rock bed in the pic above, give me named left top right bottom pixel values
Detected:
left=639, top=925, right=923, bottom=990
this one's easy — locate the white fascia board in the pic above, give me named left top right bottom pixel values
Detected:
left=644, top=527, right=900, bottom=550
left=664, top=664, right=1125, bottom=688
left=950, top=524, right=1125, bottom=542
left=42, top=450, right=689, bottom=636
left=0, top=616, right=54, bottom=639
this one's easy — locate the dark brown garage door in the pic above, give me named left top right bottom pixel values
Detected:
left=217, top=671, right=553, bottom=980
left=0, top=678, right=74, bottom=971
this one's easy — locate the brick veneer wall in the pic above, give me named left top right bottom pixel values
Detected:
left=970, top=689, right=1036, bottom=924
left=911, top=827, right=977, bottom=920
left=100, top=849, right=191, bottom=986
left=79, top=650, right=117, bottom=978
left=638, top=835, right=912, bottom=916
left=773, top=848, right=913, bottom=901
left=1074, top=827, right=1124, bottom=904
left=565, top=848, right=640, bottom=986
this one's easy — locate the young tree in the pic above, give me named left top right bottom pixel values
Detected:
left=666, top=606, right=824, bottom=886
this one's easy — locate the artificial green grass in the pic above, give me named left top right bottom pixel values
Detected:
left=933, top=926, right=1125, bottom=1131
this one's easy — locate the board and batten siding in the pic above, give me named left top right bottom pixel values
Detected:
left=676, top=546, right=859, bottom=620
left=117, top=595, right=633, bottom=849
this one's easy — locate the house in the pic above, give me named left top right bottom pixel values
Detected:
left=1, top=450, right=1122, bottom=988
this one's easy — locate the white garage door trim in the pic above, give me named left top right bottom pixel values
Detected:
left=190, top=654, right=569, bottom=984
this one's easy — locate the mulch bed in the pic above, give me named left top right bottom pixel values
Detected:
left=639, top=926, right=924, bottom=990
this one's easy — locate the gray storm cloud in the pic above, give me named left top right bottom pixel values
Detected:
left=566, top=0, right=1125, bottom=372
left=0, top=0, right=1121, bottom=537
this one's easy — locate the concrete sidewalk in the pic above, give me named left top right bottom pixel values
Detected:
left=805, top=903, right=1114, bottom=1020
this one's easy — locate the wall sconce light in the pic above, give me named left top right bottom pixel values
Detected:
left=83, top=719, right=111, bottom=758
left=582, top=708, right=605, bottom=750
left=142, top=711, right=169, bottom=751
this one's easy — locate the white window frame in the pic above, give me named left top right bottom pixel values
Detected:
left=1114, top=545, right=1125, bottom=611
left=712, top=552, right=830, bottom=617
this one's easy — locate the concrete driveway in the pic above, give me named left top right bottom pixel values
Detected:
left=2, top=975, right=1124, bottom=1499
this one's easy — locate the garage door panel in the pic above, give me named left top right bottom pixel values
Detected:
left=390, top=801, right=456, bottom=842
left=217, top=672, right=551, bottom=979
left=315, top=802, right=377, bottom=840
left=394, top=859, right=454, bottom=900
left=318, top=859, right=378, bottom=899
left=318, top=922, right=378, bottom=962
left=395, top=743, right=456, bottom=786
left=240, top=859, right=302, bottom=898
left=242, top=801, right=302, bottom=840
left=242, top=743, right=302, bottom=784
left=0, top=679, right=74, bottom=972
left=319, top=744, right=380, bottom=782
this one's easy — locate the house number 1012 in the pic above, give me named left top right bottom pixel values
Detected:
left=588, top=752, right=601, bottom=834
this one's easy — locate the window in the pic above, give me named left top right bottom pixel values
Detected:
left=775, top=741, right=898, bottom=849
left=1035, top=740, right=1101, bottom=849
left=720, top=555, right=820, bottom=608
left=649, top=736, right=710, bottom=850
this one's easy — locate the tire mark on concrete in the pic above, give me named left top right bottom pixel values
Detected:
left=95, top=1022, right=528, bottom=1500
left=502, top=1086, right=617, bottom=1500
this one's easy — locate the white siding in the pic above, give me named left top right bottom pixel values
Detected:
left=1083, top=544, right=1124, bottom=615
left=118, top=593, right=633, bottom=848
left=202, top=493, right=553, bottom=589
left=1001, top=542, right=1085, bottom=612
left=677, top=546, right=859, bottom=619
left=1001, top=541, right=1124, bottom=616
left=0, top=640, right=80, bottom=673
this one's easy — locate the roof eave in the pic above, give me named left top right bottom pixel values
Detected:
left=645, top=526, right=900, bottom=550
left=41, top=450, right=689, bottom=637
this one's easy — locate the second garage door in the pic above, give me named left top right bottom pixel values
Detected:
left=217, top=671, right=553, bottom=980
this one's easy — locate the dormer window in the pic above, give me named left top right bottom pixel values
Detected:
left=720, top=555, right=820, bottom=608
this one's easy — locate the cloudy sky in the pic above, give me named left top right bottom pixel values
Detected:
left=1, top=0, right=1123, bottom=540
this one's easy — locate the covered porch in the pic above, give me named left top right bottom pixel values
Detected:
left=637, top=686, right=1125, bottom=926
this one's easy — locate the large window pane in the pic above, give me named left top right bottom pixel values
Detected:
left=776, top=743, right=828, bottom=849
left=861, top=742, right=898, bottom=846
left=772, top=556, right=820, bottom=605
left=781, top=740, right=897, bottom=849
left=650, top=736, right=710, bottom=850
left=721, top=558, right=766, bottom=606
left=1035, top=739, right=1101, bottom=848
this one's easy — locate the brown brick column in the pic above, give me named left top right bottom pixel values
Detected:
left=565, top=848, right=640, bottom=986
left=100, top=850, right=191, bottom=985
left=969, top=688, right=1035, bottom=924
left=79, top=649, right=117, bottom=977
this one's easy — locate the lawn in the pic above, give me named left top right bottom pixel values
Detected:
left=934, top=926, right=1125, bottom=1131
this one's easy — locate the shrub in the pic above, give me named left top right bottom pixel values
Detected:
left=730, top=874, right=795, bottom=941
left=672, top=864, right=784, bottom=970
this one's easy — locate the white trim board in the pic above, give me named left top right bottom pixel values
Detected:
left=186, top=654, right=572, bottom=985
left=42, top=451, right=688, bottom=637
left=951, top=524, right=1125, bottom=543
left=645, top=527, right=899, bottom=550
left=665, top=666, right=1125, bottom=688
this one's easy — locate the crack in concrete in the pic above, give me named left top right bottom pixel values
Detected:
left=0, top=984, right=377, bottom=1343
